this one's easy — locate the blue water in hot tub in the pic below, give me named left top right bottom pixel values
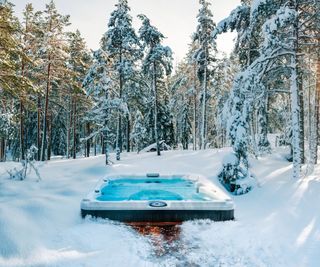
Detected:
left=96, top=177, right=211, bottom=201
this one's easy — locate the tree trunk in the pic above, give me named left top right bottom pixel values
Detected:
left=67, top=113, right=71, bottom=159
left=66, top=96, right=72, bottom=159
left=200, top=54, right=207, bottom=150
left=72, top=98, right=77, bottom=159
left=307, top=65, right=312, bottom=164
left=116, top=51, right=123, bottom=160
left=104, top=130, right=109, bottom=165
left=126, top=114, right=130, bottom=152
left=290, top=54, right=301, bottom=178
left=101, top=134, right=105, bottom=155
left=266, top=94, right=270, bottom=134
left=37, top=95, right=41, bottom=161
left=20, top=20, right=28, bottom=161
left=222, top=128, right=226, bottom=147
left=298, top=81, right=305, bottom=164
left=0, top=137, right=5, bottom=162
left=25, top=109, right=30, bottom=154
left=290, top=0, right=302, bottom=178
left=47, top=113, right=52, bottom=160
left=20, top=60, right=26, bottom=161
left=250, top=109, right=258, bottom=156
left=40, top=58, right=51, bottom=161
left=19, top=98, right=25, bottom=161
left=86, top=122, right=90, bottom=157
left=313, top=56, right=320, bottom=164
left=153, top=61, right=160, bottom=156
left=193, top=64, right=197, bottom=150
left=257, top=95, right=270, bottom=155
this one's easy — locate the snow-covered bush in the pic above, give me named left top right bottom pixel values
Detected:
left=218, top=152, right=254, bottom=195
left=8, top=145, right=41, bottom=181
left=217, top=75, right=255, bottom=195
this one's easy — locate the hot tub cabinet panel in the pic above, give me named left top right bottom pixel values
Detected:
left=81, top=209, right=234, bottom=222
left=80, top=174, right=234, bottom=222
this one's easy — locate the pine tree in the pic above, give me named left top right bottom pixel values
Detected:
left=214, top=54, right=238, bottom=148
left=260, top=1, right=310, bottom=177
left=214, top=0, right=320, bottom=183
left=131, top=110, right=147, bottom=152
left=138, top=14, right=173, bottom=156
left=188, top=43, right=201, bottom=150
left=84, top=49, right=114, bottom=165
left=0, top=0, right=32, bottom=161
left=0, top=0, right=21, bottom=94
left=18, top=3, right=41, bottom=161
left=297, top=0, right=320, bottom=167
left=213, top=0, right=275, bottom=191
left=101, top=0, right=141, bottom=160
left=67, top=30, right=91, bottom=159
left=179, top=102, right=192, bottom=150
left=213, top=1, right=254, bottom=193
left=158, top=95, right=175, bottom=147
left=193, top=0, right=217, bottom=149
left=39, top=1, right=70, bottom=161
left=170, top=61, right=194, bottom=150
left=0, top=0, right=18, bottom=161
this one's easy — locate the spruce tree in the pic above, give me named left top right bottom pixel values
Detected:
left=84, top=49, right=115, bottom=165
left=39, top=1, right=70, bottom=161
left=101, top=0, right=141, bottom=160
left=193, top=0, right=217, bottom=149
left=131, top=110, right=147, bottom=152
left=170, top=61, right=194, bottom=150
left=0, top=0, right=32, bottom=161
left=138, top=14, right=172, bottom=156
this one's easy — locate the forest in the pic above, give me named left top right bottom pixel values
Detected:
left=1, top=0, right=320, bottom=266
left=1, top=0, right=319, bottom=193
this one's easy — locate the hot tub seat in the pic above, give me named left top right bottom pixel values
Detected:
left=128, top=190, right=183, bottom=201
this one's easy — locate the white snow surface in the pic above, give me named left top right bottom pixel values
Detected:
left=0, top=148, right=320, bottom=267
left=222, top=152, right=238, bottom=166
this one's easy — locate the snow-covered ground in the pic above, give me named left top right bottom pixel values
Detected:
left=0, top=148, right=319, bottom=267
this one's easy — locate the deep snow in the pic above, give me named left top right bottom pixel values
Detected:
left=0, top=148, right=319, bottom=267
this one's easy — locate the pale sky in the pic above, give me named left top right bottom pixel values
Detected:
left=12, top=0, right=240, bottom=64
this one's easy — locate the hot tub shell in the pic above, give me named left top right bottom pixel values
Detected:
left=81, top=174, right=234, bottom=222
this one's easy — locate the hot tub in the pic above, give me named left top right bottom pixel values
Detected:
left=81, top=174, right=234, bottom=222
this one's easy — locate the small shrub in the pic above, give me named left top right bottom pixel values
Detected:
left=218, top=152, right=255, bottom=195
left=8, top=145, right=41, bottom=181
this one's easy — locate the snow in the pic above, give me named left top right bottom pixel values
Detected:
left=222, top=152, right=238, bottom=165
left=250, top=0, right=267, bottom=17
left=212, top=5, right=250, bottom=39
left=1, top=148, right=320, bottom=266
left=140, top=141, right=171, bottom=153
left=235, top=175, right=256, bottom=194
